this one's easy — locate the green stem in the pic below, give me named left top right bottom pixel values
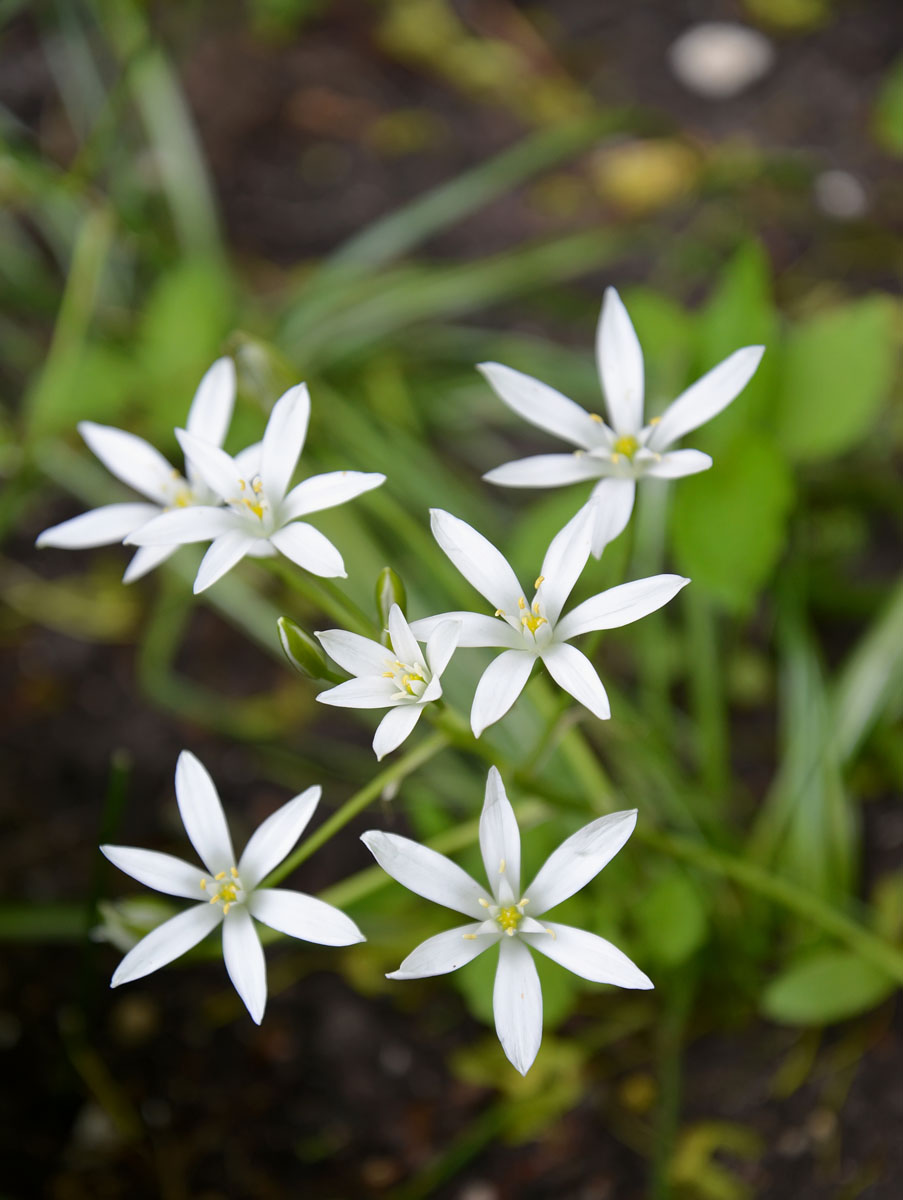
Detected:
left=262, top=731, right=450, bottom=888
left=259, top=556, right=376, bottom=638
left=684, top=588, right=730, bottom=802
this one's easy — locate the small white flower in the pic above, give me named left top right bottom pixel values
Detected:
left=668, top=22, right=774, bottom=100
left=481, top=287, right=764, bottom=555
left=101, top=750, right=365, bottom=1024
left=363, top=766, right=651, bottom=1075
left=409, top=508, right=688, bottom=736
left=126, top=382, right=386, bottom=593
left=315, top=605, right=460, bottom=761
left=36, top=358, right=237, bottom=582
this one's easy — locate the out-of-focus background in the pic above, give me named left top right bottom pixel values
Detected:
left=1, top=1, right=902, bottom=1197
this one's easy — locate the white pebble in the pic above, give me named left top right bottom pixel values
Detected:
left=814, top=169, right=868, bottom=219
left=668, top=22, right=775, bottom=99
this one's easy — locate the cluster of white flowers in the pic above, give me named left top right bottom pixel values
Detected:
left=42, top=288, right=762, bottom=1072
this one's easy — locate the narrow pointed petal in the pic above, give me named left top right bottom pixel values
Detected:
left=388, top=604, right=423, bottom=668
left=261, top=383, right=310, bottom=502
left=647, top=345, right=765, bottom=451
left=525, top=809, right=637, bottom=913
left=373, top=704, right=423, bottom=760
left=122, top=544, right=177, bottom=583
left=111, top=903, right=221, bottom=987
left=316, top=629, right=390, bottom=676
left=234, top=441, right=262, bottom=479
left=251, top=887, right=364, bottom=946
left=587, top=477, right=636, bottom=557
left=282, top=470, right=385, bottom=521
left=125, top=505, right=235, bottom=546
left=484, top=454, right=604, bottom=489
left=175, top=429, right=241, bottom=502
left=186, top=357, right=236, bottom=447
left=538, top=507, right=593, bottom=626
left=175, top=750, right=235, bottom=874
left=596, top=288, right=644, bottom=435
left=557, top=574, right=689, bottom=641
left=194, top=530, right=255, bottom=592
left=478, top=362, right=602, bottom=450
left=540, top=642, right=610, bottom=720
left=316, top=677, right=397, bottom=708
left=270, top=522, right=345, bottom=578
left=642, top=449, right=712, bottom=478
left=409, top=611, right=521, bottom=650
left=101, top=845, right=202, bottom=900
left=493, top=936, right=542, bottom=1075
left=430, top=509, right=523, bottom=616
left=222, top=905, right=267, bottom=1024
left=424, top=619, right=460, bottom=678
left=471, top=651, right=535, bottom=737
left=361, top=830, right=488, bottom=919
left=387, top=923, right=498, bottom=979
left=238, top=786, right=321, bottom=889
left=36, top=503, right=159, bottom=549
left=523, top=922, right=653, bottom=988
left=479, top=767, right=521, bottom=899
left=79, top=422, right=174, bottom=504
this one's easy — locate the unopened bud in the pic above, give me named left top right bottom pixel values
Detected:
left=277, top=616, right=332, bottom=681
left=375, top=567, right=407, bottom=646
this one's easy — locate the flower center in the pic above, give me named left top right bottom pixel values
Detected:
left=165, top=469, right=196, bottom=510
left=612, top=434, right=639, bottom=460
left=237, top=476, right=267, bottom=521
left=497, top=905, right=522, bottom=932
left=200, top=866, right=244, bottom=915
left=382, top=658, right=429, bottom=701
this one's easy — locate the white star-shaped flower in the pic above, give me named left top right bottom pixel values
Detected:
left=101, top=750, right=365, bottom=1024
left=315, top=605, right=460, bottom=761
left=482, top=286, right=764, bottom=556
left=409, top=508, right=688, bottom=736
left=363, top=766, right=651, bottom=1075
left=36, top=358, right=237, bottom=582
left=125, top=382, right=386, bottom=593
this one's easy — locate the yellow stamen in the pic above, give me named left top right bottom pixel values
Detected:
left=215, top=871, right=226, bottom=881
left=223, top=903, right=231, bottom=915
left=497, top=905, right=522, bottom=932
left=200, top=878, right=207, bottom=890
left=649, top=416, right=661, bottom=425
left=534, top=575, right=545, bottom=589
left=478, top=898, right=490, bottom=908
left=590, top=413, right=604, bottom=423
left=613, top=434, right=639, bottom=459
left=494, top=608, right=505, bottom=617
left=462, top=933, right=477, bottom=940
left=499, top=858, right=506, bottom=874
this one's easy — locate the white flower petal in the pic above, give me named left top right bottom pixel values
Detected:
left=194, top=530, right=256, bottom=592
left=479, top=767, right=521, bottom=900
left=484, top=453, right=605, bottom=488
left=250, top=887, right=364, bottom=946
left=122, top=544, right=177, bottom=583
left=525, top=809, right=637, bottom=914
left=523, top=922, right=653, bottom=989
left=79, top=422, right=175, bottom=504
left=596, top=288, right=645, bottom=435
left=557, top=574, right=689, bottom=641
left=587, top=477, right=636, bottom=557
left=647, top=345, right=765, bottom=451
left=540, top=642, right=610, bottom=720
left=261, top=383, right=310, bottom=502
left=373, top=704, right=423, bottom=760
left=478, top=362, right=603, bottom=450
left=175, top=429, right=241, bottom=502
left=234, top=441, right=263, bottom=479
left=186, top=357, right=236, bottom=447
left=388, top=604, right=422, bottom=668
left=316, top=677, right=398, bottom=709
left=174, top=749, right=235, bottom=874
left=125, top=505, right=235, bottom=546
left=387, top=923, right=498, bottom=979
left=642, top=449, right=712, bottom=478
left=361, top=830, right=488, bottom=919
left=493, top=935, right=542, bottom=1075
left=538, top=507, right=593, bottom=626
left=270, top=522, right=346, bottom=578
left=222, top=905, right=267, bottom=1024
left=316, top=629, right=390, bottom=676
left=111, top=903, right=221, bottom=987
left=430, top=509, right=524, bottom=616
left=409, top=611, right=521, bottom=650
left=100, top=845, right=202, bottom=899
left=36, top=503, right=160, bottom=549
left=471, top=650, right=536, bottom=737
left=424, top=619, right=460, bottom=678
left=281, top=470, right=385, bottom=521
left=238, top=786, right=320, bottom=889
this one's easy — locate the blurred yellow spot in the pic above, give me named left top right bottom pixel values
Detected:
left=614, top=435, right=639, bottom=459
left=592, top=139, right=700, bottom=215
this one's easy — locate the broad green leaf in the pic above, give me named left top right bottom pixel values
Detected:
left=671, top=432, right=794, bottom=613
left=777, top=296, right=897, bottom=461
left=635, top=869, right=708, bottom=967
left=762, top=950, right=896, bottom=1025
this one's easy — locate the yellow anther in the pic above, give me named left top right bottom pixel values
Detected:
left=200, top=878, right=207, bottom=890
left=230, top=867, right=239, bottom=878
left=252, top=478, right=263, bottom=494
left=478, top=898, right=490, bottom=908
left=613, top=434, right=639, bottom=459
left=497, top=905, right=522, bottom=932
left=610, top=453, right=620, bottom=464
left=649, top=416, right=661, bottom=425
left=518, top=597, right=527, bottom=610
left=499, top=858, right=506, bottom=874
left=210, top=894, right=220, bottom=904
left=534, top=575, right=545, bottom=589
left=462, top=933, right=477, bottom=940
left=494, top=608, right=505, bottom=617
left=215, top=871, right=226, bottom=881
left=382, top=671, right=394, bottom=678
left=223, top=903, right=231, bottom=915
left=590, top=413, right=604, bottom=423
left=518, top=897, right=529, bottom=909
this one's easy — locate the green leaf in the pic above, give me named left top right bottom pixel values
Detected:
left=671, top=432, right=794, bottom=613
left=777, top=296, right=897, bottom=461
left=873, top=55, right=903, bottom=156
left=762, top=950, right=896, bottom=1025
left=634, top=869, right=708, bottom=967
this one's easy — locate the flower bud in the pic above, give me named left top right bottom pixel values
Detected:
left=375, top=567, right=407, bottom=645
left=277, top=616, right=333, bottom=681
